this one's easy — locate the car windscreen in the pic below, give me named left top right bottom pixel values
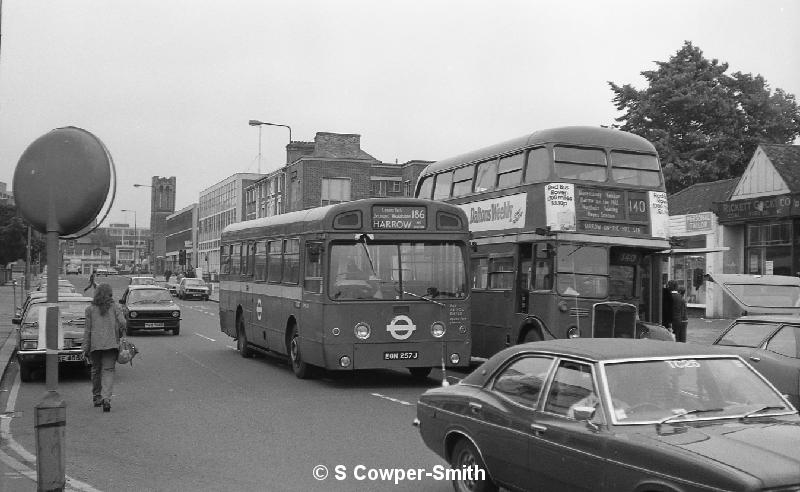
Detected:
left=723, top=283, right=800, bottom=308
left=22, top=301, right=90, bottom=325
left=129, top=289, right=173, bottom=303
left=184, top=279, right=205, bottom=286
left=601, top=357, right=791, bottom=424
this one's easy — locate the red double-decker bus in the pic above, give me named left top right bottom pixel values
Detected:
left=219, top=198, right=471, bottom=379
left=416, top=126, right=673, bottom=358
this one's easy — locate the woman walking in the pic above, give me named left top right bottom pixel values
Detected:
left=82, top=283, right=127, bottom=412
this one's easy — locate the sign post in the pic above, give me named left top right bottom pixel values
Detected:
left=13, top=127, right=113, bottom=491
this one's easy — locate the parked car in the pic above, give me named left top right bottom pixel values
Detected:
left=130, top=276, right=156, bottom=286
left=119, top=285, right=180, bottom=335
left=163, top=280, right=178, bottom=296
left=32, top=278, right=76, bottom=294
left=177, top=278, right=210, bottom=300
left=16, top=291, right=84, bottom=318
left=708, top=273, right=800, bottom=407
left=415, top=338, right=799, bottom=492
left=95, top=267, right=110, bottom=276
left=65, top=264, right=81, bottom=275
left=13, top=294, right=93, bottom=382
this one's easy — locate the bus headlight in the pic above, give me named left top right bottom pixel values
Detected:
left=567, top=326, right=581, bottom=338
left=130, top=311, right=138, bottom=318
left=431, top=322, right=446, bottom=338
left=450, top=353, right=460, bottom=364
left=339, top=356, right=351, bottom=367
left=354, top=322, right=371, bottom=340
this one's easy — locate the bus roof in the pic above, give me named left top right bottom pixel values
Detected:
left=222, top=197, right=466, bottom=240
left=421, top=126, right=657, bottom=176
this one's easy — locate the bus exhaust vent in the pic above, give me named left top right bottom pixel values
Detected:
left=592, top=302, right=637, bottom=339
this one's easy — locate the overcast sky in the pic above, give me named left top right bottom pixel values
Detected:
left=1, top=0, right=798, bottom=227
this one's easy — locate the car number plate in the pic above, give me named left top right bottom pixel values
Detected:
left=59, top=353, right=84, bottom=362
left=145, top=322, right=165, bottom=328
left=384, top=351, right=418, bottom=361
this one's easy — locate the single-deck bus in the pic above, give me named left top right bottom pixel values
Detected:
left=219, top=198, right=471, bottom=379
left=416, top=126, right=673, bottom=358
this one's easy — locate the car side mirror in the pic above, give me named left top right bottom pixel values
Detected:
left=572, top=406, right=596, bottom=421
left=12, top=317, right=21, bottom=325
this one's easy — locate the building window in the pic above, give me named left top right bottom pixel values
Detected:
left=372, top=180, right=387, bottom=197
left=322, top=178, right=351, bottom=206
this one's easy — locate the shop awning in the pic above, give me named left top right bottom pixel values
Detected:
left=657, top=247, right=730, bottom=254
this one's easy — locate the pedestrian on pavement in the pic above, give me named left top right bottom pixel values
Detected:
left=84, top=268, right=98, bottom=293
left=164, top=269, right=173, bottom=283
left=661, top=281, right=674, bottom=329
left=668, top=281, right=688, bottom=342
left=82, top=283, right=127, bottom=412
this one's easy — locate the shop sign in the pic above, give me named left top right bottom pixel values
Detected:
left=717, top=194, right=796, bottom=223
left=686, top=212, right=713, bottom=232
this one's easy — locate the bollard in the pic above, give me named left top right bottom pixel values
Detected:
left=35, top=390, right=66, bottom=491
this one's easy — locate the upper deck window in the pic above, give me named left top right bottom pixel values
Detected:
left=554, top=146, right=607, bottom=182
left=524, top=147, right=551, bottom=183
left=497, top=153, right=524, bottom=188
left=475, top=160, right=498, bottom=192
left=433, top=172, right=453, bottom=200
left=451, top=166, right=474, bottom=197
left=610, top=152, right=662, bottom=187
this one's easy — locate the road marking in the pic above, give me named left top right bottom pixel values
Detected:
left=370, top=392, right=414, bottom=406
left=226, top=345, right=238, bottom=351
left=194, top=333, right=216, bottom=342
left=1, top=372, right=102, bottom=492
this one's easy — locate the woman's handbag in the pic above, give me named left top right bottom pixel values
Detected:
left=117, top=337, right=139, bottom=365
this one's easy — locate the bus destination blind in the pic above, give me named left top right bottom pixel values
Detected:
left=372, top=206, right=427, bottom=230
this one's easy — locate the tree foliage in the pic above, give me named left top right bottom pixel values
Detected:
left=0, top=202, right=44, bottom=266
left=609, top=41, right=800, bottom=194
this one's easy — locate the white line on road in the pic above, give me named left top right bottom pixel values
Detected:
left=194, top=333, right=216, bottom=342
left=370, top=392, right=414, bottom=406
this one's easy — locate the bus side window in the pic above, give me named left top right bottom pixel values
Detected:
left=220, top=245, right=232, bottom=275
left=433, top=172, right=453, bottom=200
left=267, top=240, right=282, bottom=282
left=533, top=244, right=554, bottom=291
left=497, top=153, right=524, bottom=188
left=254, top=240, right=267, bottom=281
left=304, top=242, right=323, bottom=293
left=488, top=257, right=514, bottom=290
left=475, top=160, right=498, bottom=192
left=231, top=243, right=242, bottom=275
left=452, top=165, right=474, bottom=197
left=284, top=238, right=300, bottom=284
left=525, top=147, right=551, bottom=183
left=471, top=257, right=488, bottom=289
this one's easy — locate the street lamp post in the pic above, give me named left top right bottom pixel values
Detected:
left=121, top=209, right=137, bottom=273
left=248, top=120, right=292, bottom=173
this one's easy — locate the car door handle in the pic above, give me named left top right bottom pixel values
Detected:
left=469, top=402, right=482, bottom=414
left=531, top=423, right=547, bottom=435
left=749, top=356, right=761, bottom=362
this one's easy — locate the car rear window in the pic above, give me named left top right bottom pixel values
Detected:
left=717, top=322, right=779, bottom=348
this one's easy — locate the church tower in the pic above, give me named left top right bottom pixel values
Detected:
left=150, top=176, right=176, bottom=273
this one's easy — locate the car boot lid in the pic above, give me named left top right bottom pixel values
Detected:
left=706, top=273, right=800, bottom=315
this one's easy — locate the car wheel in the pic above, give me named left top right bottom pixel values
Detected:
left=237, top=317, right=253, bottom=358
left=450, top=439, right=497, bottom=492
left=19, top=363, right=34, bottom=382
left=288, top=325, right=314, bottom=379
left=408, top=367, right=432, bottom=379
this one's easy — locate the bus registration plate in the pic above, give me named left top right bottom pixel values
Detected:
left=384, top=351, right=418, bottom=361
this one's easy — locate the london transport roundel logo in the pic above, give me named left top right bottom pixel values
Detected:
left=386, top=315, right=416, bottom=340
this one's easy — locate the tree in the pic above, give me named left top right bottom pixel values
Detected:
left=609, top=41, right=800, bottom=194
left=0, top=202, right=44, bottom=266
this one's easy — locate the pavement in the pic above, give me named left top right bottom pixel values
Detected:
left=0, top=277, right=731, bottom=490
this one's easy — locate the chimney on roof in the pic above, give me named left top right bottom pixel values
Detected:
left=314, top=132, right=361, bottom=158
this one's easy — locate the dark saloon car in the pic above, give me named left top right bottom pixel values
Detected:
left=415, top=339, right=800, bottom=492
left=120, top=285, right=181, bottom=335
left=13, top=294, right=93, bottom=382
left=709, top=273, right=800, bottom=407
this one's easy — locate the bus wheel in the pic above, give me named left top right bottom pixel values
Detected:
left=237, top=317, right=253, bottom=358
left=520, top=328, right=542, bottom=344
left=408, top=367, right=432, bottom=379
left=289, top=325, right=314, bottom=379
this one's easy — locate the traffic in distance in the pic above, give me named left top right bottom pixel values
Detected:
left=218, top=197, right=472, bottom=379
left=415, top=126, right=673, bottom=357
